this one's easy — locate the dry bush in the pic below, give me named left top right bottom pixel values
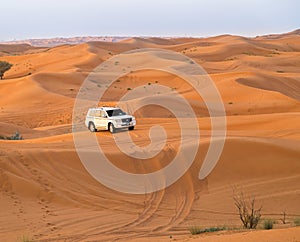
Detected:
left=233, top=191, right=262, bottom=229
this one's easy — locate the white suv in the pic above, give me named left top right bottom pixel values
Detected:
left=85, top=107, right=136, bottom=133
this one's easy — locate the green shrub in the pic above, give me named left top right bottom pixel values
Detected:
left=0, top=131, right=23, bottom=140
left=263, top=219, right=274, bottom=230
left=189, top=226, right=226, bottom=235
left=0, top=61, right=13, bottom=79
left=189, top=226, right=201, bottom=235
left=294, top=217, right=300, bottom=226
left=17, top=235, right=34, bottom=242
left=11, top=131, right=23, bottom=140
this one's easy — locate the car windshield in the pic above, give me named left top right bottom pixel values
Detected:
left=106, top=109, right=127, bottom=117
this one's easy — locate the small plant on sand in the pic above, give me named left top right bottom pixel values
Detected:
left=189, top=226, right=226, bottom=235
left=263, top=219, right=274, bottom=230
left=189, top=226, right=201, bottom=235
left=0, top=131, right=23, bottom=140
left=225, top=57, right=236, bottom=61
left=11, top=131, right=23, bottom=140
left=294, top=217, right=300, bottom=226
left=0, top=61, right=13, bottom=79
left=127, top=87, right=132, bottom=91
left=233, top=190, right=262, bottom=229
left=280, top=211, right=287, bottom=224
left=17, top=235, right=34, bottom=242
left=243, top=52, right=255, bottom=56
left=0, top=134, right=7, bottom=140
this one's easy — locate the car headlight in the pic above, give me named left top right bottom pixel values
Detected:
left=115, top=119, right=122, bottom=124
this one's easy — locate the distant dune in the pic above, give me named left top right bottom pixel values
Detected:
left=1, top=29, right=299, bottom=47
left=0, top=30, right=299, bottom=241
left=0, top=36, right=129, bottom=47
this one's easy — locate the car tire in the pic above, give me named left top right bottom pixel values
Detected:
left=88, top=122, right=96, bottom=132
left=128, top=126, right=134, bottom=131
left=109, top=123, right=115, bottom=133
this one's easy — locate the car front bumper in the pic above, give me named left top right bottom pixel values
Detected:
left=115, top=120, right=136, bottom=129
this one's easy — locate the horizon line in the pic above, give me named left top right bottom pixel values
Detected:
left=1, top=28, right=299, bottom=43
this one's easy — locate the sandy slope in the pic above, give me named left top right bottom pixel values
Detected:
left=0, top=32, right=300, bottom=241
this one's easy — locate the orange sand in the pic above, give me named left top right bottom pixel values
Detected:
left=0, top=32, right=299, bottom=241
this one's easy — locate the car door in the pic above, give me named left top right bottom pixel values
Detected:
left=94, top=110, right=108, bottom=130
left=85, top=109, right=95, bottom=127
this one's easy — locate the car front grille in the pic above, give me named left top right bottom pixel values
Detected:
left=122, top=118, right=132, bottom=123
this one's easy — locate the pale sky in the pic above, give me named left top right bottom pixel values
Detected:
left=1, top=0, right=299, bottom=41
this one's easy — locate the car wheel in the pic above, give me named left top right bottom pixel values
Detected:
left=109, top=123, right=115, bottom=133
left=89, top=122, right=96, bottom=132
left=128, top=126, right=134, bottom=131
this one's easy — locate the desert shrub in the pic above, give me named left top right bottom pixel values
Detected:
left=16, top=235, right=34, bottom=242
left=243, top=52, right=255, bottom=56
left=263, top=219, right=274, bottom=230
left=294, top=217, right=300, bottom=226
left=11, top=131, right=23, bottom=140
left=189, top=226, right=201, bottom=235
left=280, top=211, right=287, bottom=224
left=0, top=131, right=23, bottom=140
left=189, top=226, right=226, bottom=235
left=127, top=87, right=132, bottom=91
left=0, top=61, right=13, bottom=79
left=233, top=191, right=262, bottom=229
left=0, top=134, right=7, bottom=140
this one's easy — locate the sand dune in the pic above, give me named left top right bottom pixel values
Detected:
left=0, top=44, right=47, bottom=57
left=0, top=31, right=299, bottom=241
